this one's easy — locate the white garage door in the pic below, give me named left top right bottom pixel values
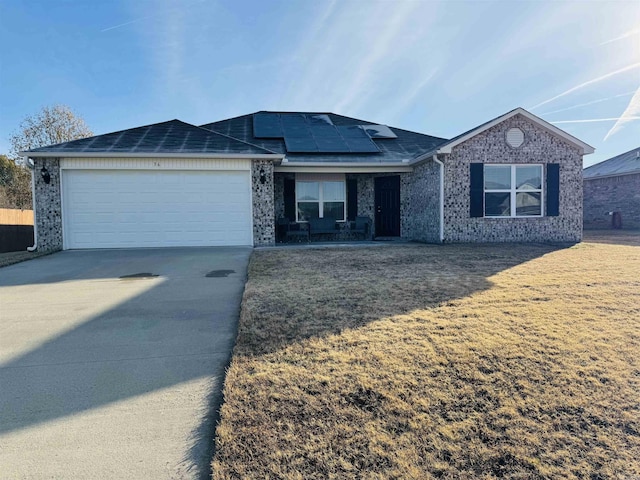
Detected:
left=62, top=169, right=252, bottom=249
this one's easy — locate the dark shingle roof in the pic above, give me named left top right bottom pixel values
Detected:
left=200, top=112, right=449, bottom=163
left=584, top=147, right=640, bottom=179
left=25, top=120, right=277, bottom=156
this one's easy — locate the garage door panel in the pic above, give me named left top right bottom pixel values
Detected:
left=63, top=170, right=252, bottom=248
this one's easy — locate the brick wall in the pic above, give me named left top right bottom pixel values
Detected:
left=442, top=114, right=583, bottom=243
left=404, top=159, right=441, bottom=243
left=33, top=158, right=63, bottom=252
left=251, top=159, right=276, bottom=246
left=584, top=173, right=640, bottom=229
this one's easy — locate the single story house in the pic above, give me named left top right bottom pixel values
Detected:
left=583, top=147, right=640, bottom=229
left=22, top=107, right=593, bottom=251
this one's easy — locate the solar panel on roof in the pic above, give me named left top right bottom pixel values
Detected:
left=315, top=137, right=350, bottom=152
left=253, top=113, right=283, bottom=138
left=284, top=136, right=319, bottom=153
left=307, top=114, right=332, bottom=125
left=336, top=125, right=369, bottom=138
left=310, top=124, right=340, bottom=138
left=362, top=125, right=397, bottom=139
left=344, top=137, right=380, bottom=153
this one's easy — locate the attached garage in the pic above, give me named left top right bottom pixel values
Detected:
left=60, top=158, right=253, bottom=249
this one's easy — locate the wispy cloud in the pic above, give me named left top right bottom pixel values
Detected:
left=539, top=91, right=636, bottom=116
left=385, top=69, right=439, bottom=122
left=600, top=28, right=640, bottom=45
left=551, top=117, right=640, bottom=124
left=603, top=85, right=640, bottom=141
left=332, top=1, right=420, bottom=114
left=530, top=62, right=640, bottom=110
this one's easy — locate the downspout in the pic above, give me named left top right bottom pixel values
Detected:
left=25, top=157, right=38, bottom=252
left=432, top=155, right=444, bottom=243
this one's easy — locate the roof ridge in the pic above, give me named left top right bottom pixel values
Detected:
left=25, top=119, right=183, bottom=152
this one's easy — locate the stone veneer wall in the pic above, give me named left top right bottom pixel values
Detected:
left=442, top=114, right=583, bottom=243
left=33, top=158, right=63, bottom=252
left=404, top=159, right=441, bottom=243
left=251, top=159, right=275, bottom=246
left=583, top=173, right=640, bottom=229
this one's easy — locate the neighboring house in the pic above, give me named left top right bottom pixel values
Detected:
left=22, top=107, right=593, bottom=251
left=583, top=147, right=640, bottom=229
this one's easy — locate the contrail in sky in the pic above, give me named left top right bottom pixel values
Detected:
left=540, top=91, right=636, bottom=116
left=600, top=28, right=640, bottom=45
left=551, top=117, right=640, bottom=124
left=101, top=15, right=154, bottom=32
left=604, top=86, right=640, bottom=141
left=530, top=62, right=640, bottom=110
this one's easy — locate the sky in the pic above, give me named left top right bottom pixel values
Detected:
left=0, top=0, right=639, bottom=167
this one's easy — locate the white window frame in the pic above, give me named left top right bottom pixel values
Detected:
left=295, top=174, right=347, bottom=222
left=484, top=164, right=544, bottom=218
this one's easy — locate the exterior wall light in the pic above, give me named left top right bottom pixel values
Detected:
left=259, top=168, right=266, bottom=185
left=40, top=166, right=51, bottom=184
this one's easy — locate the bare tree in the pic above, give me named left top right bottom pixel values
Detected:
left=0, top=154, right=32, bottom=209
left=9, top=104, right=93, bottom=161
left=3, top=105, right=93, bottom=208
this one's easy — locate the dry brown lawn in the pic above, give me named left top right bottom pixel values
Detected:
left=213, top=235, right=640, bottom=479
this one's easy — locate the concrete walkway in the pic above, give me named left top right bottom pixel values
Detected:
left=0, top=247, right=251, bottom=479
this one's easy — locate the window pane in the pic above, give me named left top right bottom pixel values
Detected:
left=297, top=202, right=319, bottom=221
left=484, top=165, right=511, bottom=189
left=485, top=192, right=511, bottom=216
left=297, top=182, right=319, bottom=201
left=323, top=181, right=345, bottom=202
left=516, top=192, right=541, bottom=216
left=323, top=202, right=345, bottom=221
left=516, top=166, right=542, bottom=190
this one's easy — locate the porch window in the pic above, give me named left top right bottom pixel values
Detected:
left=484, top=165, right=543, bottom=217
left=296, top=174, right=346, bottom=222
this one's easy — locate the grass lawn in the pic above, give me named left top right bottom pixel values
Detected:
left=213, top=235, right=640, bottom=479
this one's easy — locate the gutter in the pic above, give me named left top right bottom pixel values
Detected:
left=20, top=151, right=284, bottom=161
left=24, top=157, right=37, bottom=252
left=432, top=155, right=444, bottom=243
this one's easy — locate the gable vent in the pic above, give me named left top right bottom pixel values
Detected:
left=506, top=128, right=525, bottom=148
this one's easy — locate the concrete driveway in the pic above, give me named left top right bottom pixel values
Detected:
left=0, top=247, right=251, bottom=479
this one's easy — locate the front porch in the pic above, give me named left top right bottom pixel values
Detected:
left=273, top=171, right=409, bottom=243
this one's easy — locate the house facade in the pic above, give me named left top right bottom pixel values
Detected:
left=23, top=108, right=593, bottom=251
left=583, top=147, right=640, bottom=230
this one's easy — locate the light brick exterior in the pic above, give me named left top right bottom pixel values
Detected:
left=441, top=114, right=583, bottom=243
left=33, top=158, right=63, bottom=252
left=583, top=173, right=640, bottom=229
left=404, top=160, right=441, bottom=243
left=251, top=159, right=275, bottom=246
left=31, top=114, right=586, bottom=248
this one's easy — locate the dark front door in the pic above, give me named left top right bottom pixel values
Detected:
left=374, top=176, right=400, bottom=237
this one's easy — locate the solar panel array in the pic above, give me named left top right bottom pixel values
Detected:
left=253, top=113, right=396, bottom=153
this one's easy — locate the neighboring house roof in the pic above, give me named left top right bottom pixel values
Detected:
left=422, top=107, right=595, bottom=157
left=200, top=112, right=449, bottom=164
left=583, top=147, right=640, bottom=179
left=23, top=120, right=280, bottom=158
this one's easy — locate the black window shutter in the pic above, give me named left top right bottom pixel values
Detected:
left=347, top=178, right=358, bottom=221
left=470, top=163, right=484, bottom=218
left=284, top=178, right=296, bottom=221
left=546, top=163, right=560, bottom=216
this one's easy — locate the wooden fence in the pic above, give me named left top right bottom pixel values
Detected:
left=0, top=208, right=34, bottom=253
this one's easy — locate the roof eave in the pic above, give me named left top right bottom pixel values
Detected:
left=21, top=151, right=284, bottom=161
